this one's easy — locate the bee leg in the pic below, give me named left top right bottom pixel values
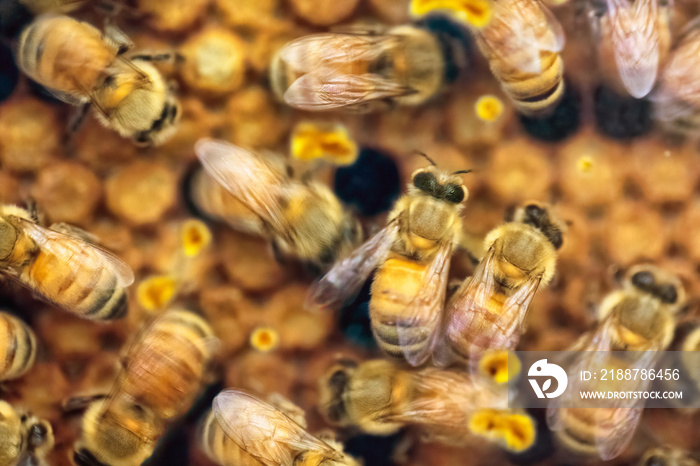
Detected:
left=102, top=21, right=133, bottom=56
left=270, top=240, right=288, bottom=266
left=68, top=103, right=91, bottom=135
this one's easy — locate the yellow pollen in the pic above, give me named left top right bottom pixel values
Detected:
left=475, top=95, right=504, bottom=122
left=250, top=327, right=279, bottom=352
left=137, top=275, right=178, bottom=312
left=469, top=410, right=536, bottom=452
left=291, top=122, right=358, bottom=166
left=576, top=156, right=594, bottom=174
left=410, top=0, right=494, bottom=29
left=478, top=350, right=520, bottom=384
left=181, top=219, right=212, bottom=257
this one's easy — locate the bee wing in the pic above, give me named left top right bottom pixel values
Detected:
left=284, top=72, right=414, bottom=111
left=491, top=273, right=542, bottom=350
left=395, top=241, right=454, bottom=367
left=606, top=0, right=660, bottom=98
left=279, top=33, right=397, bottom=73
left=306, top=221, right=399, bottom=311
left=213, top=390, right=340, bottom=466
left=195, top=139, right=292, bottom=239
left=535, top=0, right=565, bottom=52
left=14, top=216, right=134, bottom=289
left=436, top=247, right=497, bottom=361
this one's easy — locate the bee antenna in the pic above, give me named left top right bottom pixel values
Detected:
left=453, top=169, right=473, bottom=175
left=413, top=151, right=437, bottom=167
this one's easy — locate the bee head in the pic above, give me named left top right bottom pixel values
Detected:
left=514, top=201, right=564, bottom=250
left=319, top=360, right=357, bottom=426
left=628, top=265, right=685, bottom=307
left=411, top=167, right=468, bottom=204
left=132, top=97, right=181, bottom=147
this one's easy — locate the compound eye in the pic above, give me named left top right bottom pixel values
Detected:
left=656, top=284, right=678, bottom=304
left=525, top=203, right=545, bottom=220
left=631, top=270, right=655, bottom=291
left=443, top=183, right=465, bottom=203
left=413, top=171, right=437, bottom=194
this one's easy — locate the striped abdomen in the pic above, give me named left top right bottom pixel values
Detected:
left=553, top=407, right=629, bottom=457
left=17, top=15, right=116, bottom=99
left=24, top=249, right=127, bottom=321
left=119, top=310, right=216, bottom=421
left=0, top=312, right=36, bottom=381
left=200, top=410, right=262, bottom=466
left=496, top=51, right=564, bottom=116
left=370, top=256, right=434, bottom=361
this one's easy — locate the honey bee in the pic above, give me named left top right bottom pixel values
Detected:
left=639, top=446, right=700, bottom=466
left=209, top=389, right=360, bottom=466
left=0, top=205, right=134, bottom=321
left=185, top=167, right=265, bottom=236
left=0, top=400, right=54, bottom=466
left=319, top=359, right=508, bottom=445
left=652, top=20, right=700, bottom=139
left=434, top=202, right=564, bottom=370
left=0, top=311, right=37, bottom=382
left=270, top=23, right=460, bottom=112
left=17, top=15, right=180, bottom=146
left=547, top=265, right=686, bottom=460
left=73, top=309, right=218, bottom=466
left=308, top=161, right=469, bottom=366
left=588, top=0, right=672, bottom=98
left=473, top=0, right=565, bottom=116
left=194, top=139, right=363, bottom=271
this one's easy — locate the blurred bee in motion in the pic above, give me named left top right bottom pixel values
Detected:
left=194, top=139, right=363, bottom=272
left=434, top=202, right=564, bottom=369
left=657, top=322, right=700, bottom=412
left=472, top=0, right=566, bottom=116
left=588, top=0, right=672, bottom=98
left=0, top=400, right=54, bottom=466
left=309, top=161, right=470, bottom=366
left=0, top=205, right=134, bottom=321
left=652, top=20, right=700, bottom=139
left=209, top=389, right=360, bottom=466
left=319, top=359, right=519, bottom=448
left=0, top=311, right=37, bottom=381
left=270, top=20, right=469, bottom=112
left=547, top=265, right=686, bottom=460
left=17, top=15, right=180, bottom=146
left=639, top=446, right=700, bottom=466
left=73, top=309, right=218, bottom=466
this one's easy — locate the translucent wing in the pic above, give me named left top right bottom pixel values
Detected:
left=490, top=273, right=542, bottom=350
left=13, top=216, right=133, bottom=290
left=547, top=317, right=659, bottom=460
left=279, top=33, right=396, bottom=73
left=434, top=247, right=497, bottom=367
left=607, top=0, right=660, bottom=98
left=195, top=139, right=291, bottom=240
left=306, top=221, right=399, bottom=312
left=284, top=72, right=413, bottom=111
left=396, top=241, right=454, bottom=366
left=213, top=390, right=340, bottom=466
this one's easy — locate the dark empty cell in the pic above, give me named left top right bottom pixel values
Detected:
left=334, top=148, right=401, bottom=217
left=594, top=85, right=652, bottom=140
left=143, top=425, right=190, bottom=466
left=344, top=431, right=405, bottom=466
left=415, top=13, right=473, bottom=83
left=0, top=0, right=32, bottom=41
left=520, top=81, right=581, bottom=143
left=0, top=42, right=18, bottom=102
left=338, top=274, right=377, bottom=349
